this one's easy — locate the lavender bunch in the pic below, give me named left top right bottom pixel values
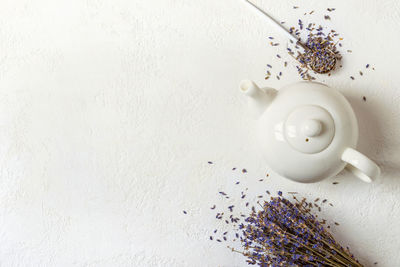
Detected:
left=232, top=193, right=362, bottom=267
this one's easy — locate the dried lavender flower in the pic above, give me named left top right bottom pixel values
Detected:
left=231, top=193, right=363, bottom=266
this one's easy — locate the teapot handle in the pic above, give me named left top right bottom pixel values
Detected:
left=341, top=147, right=380, bottom=183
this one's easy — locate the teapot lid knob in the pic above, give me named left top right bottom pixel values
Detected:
left=301, top=119, right=322, bottom=137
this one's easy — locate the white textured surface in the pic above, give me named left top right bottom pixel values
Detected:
left=0, top=0, right=399, bottom=266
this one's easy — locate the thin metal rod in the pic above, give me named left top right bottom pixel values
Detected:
left=244, top=0, right=304, bottom=47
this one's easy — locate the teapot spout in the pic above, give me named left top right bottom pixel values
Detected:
left=240, top=80, right=276, bottom=118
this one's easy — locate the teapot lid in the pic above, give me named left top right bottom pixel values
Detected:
left=284, top=105, right=335, bottom=154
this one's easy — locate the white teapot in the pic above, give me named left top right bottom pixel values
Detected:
left=240, top=80, right=380, bottom=183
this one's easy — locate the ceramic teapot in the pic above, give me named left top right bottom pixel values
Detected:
left=240, top=80, right=380, bottom=183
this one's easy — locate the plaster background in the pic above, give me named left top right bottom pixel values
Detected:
left=0, top=0, right=399, bottom=266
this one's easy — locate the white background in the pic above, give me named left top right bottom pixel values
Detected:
left=0, top=0, right=399, bottom=266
